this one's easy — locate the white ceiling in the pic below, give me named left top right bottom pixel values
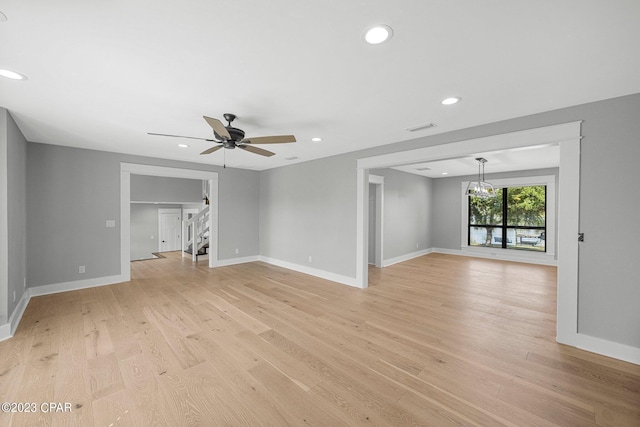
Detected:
left=392, top=144, right=560, bottom=178
left=1, top=1, right=639, bottom=171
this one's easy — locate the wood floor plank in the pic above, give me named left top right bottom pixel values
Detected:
left=1, top=251, right=639, bottom=426
left=118, top=353, right=177, bottom=426
left=248, top=361, right=350, bottom=426
left=53, top=313, right=93, bottom=426
left=84, top=353, right=124, bottom=400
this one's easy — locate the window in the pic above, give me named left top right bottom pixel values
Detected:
left=468, top=185, right=546, bottom=252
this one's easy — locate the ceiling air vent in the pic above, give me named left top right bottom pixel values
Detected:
left=405, top=122, right=436, bottom=132
left=415, top=167, right=432, bottom=171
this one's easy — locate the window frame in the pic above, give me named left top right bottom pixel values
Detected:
left=461, top=175, right=556, bottom=264
left=468, top=185, right=547, bottom=252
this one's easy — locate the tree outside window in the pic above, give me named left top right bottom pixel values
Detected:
left=469, top=185, right=546, bottom=252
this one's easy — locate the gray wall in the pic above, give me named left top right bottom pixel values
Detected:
left=259, top=93, right=640, bottom=348
left=370, top=168, right=432, bottom=261
left=131, top=175, right=202, bottom=203
left=431, top=168, right=559, bottom=251
left=1, top=110, right=28, bottom=324
left=26, top=143, right=260, bottom=287
left=259, top=155, right=356, bottom=277
left=218, top=166, right=260, bottom=260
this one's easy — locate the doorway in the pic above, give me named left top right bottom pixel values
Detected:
left=120, top=163, right=219, bottom=280
left=355, top=121, right=581, bottom=347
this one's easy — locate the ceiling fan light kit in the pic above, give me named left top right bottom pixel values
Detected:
left=466, top=157, right=497, bottom=199
left=148, top=113, right=296, bottom=160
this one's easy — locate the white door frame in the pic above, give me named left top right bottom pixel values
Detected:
left=356, top=122, right=582, bottom=348
left=158, top=208, right=182, bottom=252
left=120, top=163, right=219, bottom=280
left=369, top=174, right=384, bottom=268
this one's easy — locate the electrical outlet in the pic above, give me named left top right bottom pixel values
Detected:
left=106, top=220, right=116, bottom=228
left=13, top=291, right=16, bottom=302
left=79, top=265, right=86, bottom=274
left=235, top=248, right=239, bottom=254
left=416, top=242, right=419, bottom=249
left=23, top=277, right=26, bottom=289
left=308, top=256, right=312, bottom=263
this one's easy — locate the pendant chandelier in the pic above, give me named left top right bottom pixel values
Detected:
left=466, top=158, right=496, bottom=199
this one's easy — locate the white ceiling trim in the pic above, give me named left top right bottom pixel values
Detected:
left=357, top=121, right=582, bottom=170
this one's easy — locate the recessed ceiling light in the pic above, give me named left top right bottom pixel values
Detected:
left=442, top=172, right=449, bottom=175
left=441, top=97, right=461, bottom=105
left=178, top=143, right=189, bottom=148
left=311, top=137, right=322, bottom=142
left=0, top=69, right=27, bottom=80
left=364, top=25, right=393, bottom=44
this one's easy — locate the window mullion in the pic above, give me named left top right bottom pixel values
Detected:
left=502, top=188, right=507, bottom=249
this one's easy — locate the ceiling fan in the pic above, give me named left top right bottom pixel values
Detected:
left=148, top=113, right=296, bottom=157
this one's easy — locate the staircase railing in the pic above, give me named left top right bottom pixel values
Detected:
left=182, top=205, right=210, bottom=262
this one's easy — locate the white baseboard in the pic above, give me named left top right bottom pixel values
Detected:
left=0, top=324, right=9, bottom=341
left=0, top=290, right=30, bottom=341
left=383, top=248, right=433, bottom=267
left=560, top=333, right=640, bottom=366
left=432, top=247, right=557, bottom=266
left=28, top=274, right=128, bottom=297
left=215, top=255, right=260, bottom=267
left=259, top=256, right=361, bottom=288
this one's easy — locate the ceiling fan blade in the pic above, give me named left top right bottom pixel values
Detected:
left=203, top=116, right=231, bottom=140
left=238, top=145, right=275, bottom=157
left=200, top=145, right=223, bottom=155
left=148, top=132, right=215, bottom=141
left=242, top=135, right=297, bottom=144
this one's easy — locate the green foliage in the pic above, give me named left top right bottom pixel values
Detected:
left=469, top=188, right=503, bottom=225
left=507, top=186, right=546, bottom=227
left=469, top=185, right=545, bottom=227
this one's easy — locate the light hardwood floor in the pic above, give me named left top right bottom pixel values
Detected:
left=1, top=252, right=639, bottom=426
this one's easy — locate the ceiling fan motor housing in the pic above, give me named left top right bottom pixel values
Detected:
left=214, top=126, right=245, bottom=144
left=227, top=127, right=245, bottom=141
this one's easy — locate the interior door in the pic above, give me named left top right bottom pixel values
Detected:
left=158, top=209, right=181, bottom=252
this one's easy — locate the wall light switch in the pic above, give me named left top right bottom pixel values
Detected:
left=106, top=220, right=116, bottom=228
left=79, top=265, right=86, bottom=274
